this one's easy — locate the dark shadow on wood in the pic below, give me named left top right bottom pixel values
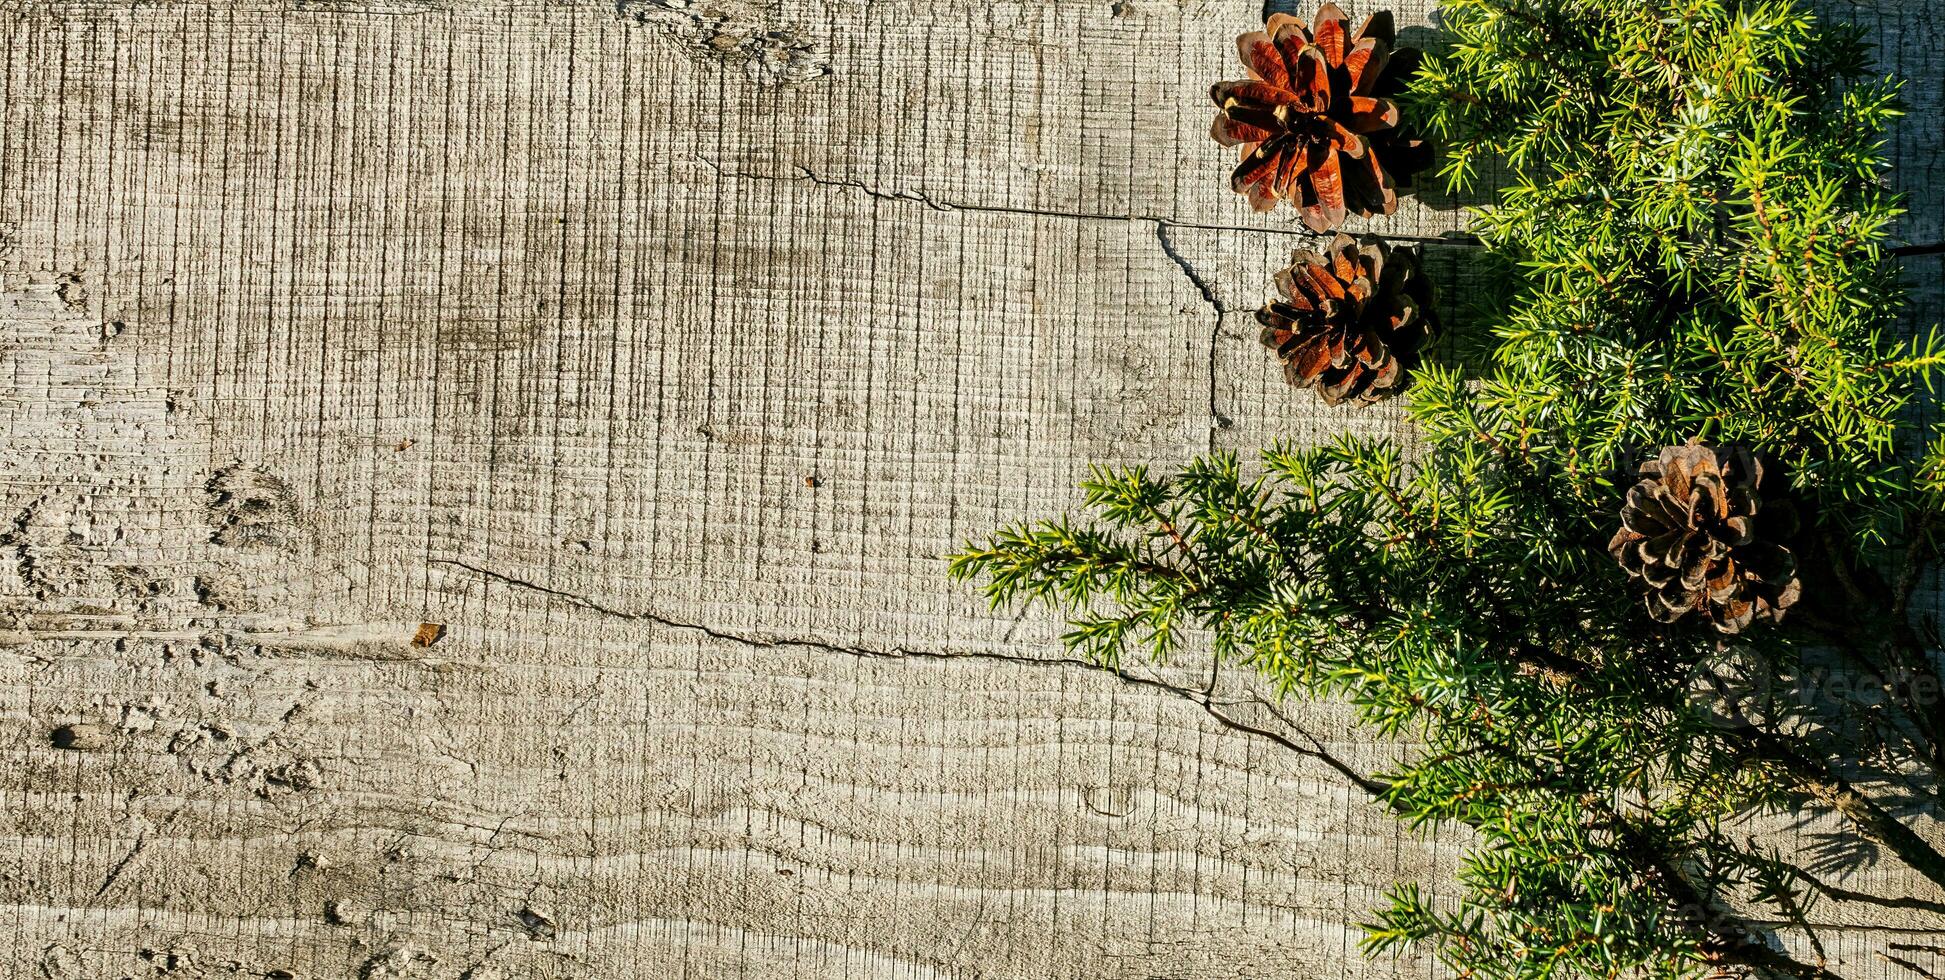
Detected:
left=1412, top=241, right=1514, bottom=376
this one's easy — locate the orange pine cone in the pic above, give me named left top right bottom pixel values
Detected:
left=1211, top=5, right=1431, bottom=231
left=1257, top=234, right=1434, bottom=405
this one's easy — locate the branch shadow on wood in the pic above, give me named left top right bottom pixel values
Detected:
left=1412, top=241, right=1514, bottom=378
left=1395, top=25, right=1502, bottom=215
left=1695, top=638, right=1945, bottom=882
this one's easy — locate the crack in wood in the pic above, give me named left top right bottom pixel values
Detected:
left=92, top=832, right=147, bottom=900
left=430, top=558, right=1385, bottom=793
left=1154, top=222, right=1237, bottom=443
left=697, top=156, right=1490, bottom=450
left=1152, top=223, right=1229, bottom=316
left=695, top=157, right=1480, bottom=246
left=426, top=560, right=1945, bottom=938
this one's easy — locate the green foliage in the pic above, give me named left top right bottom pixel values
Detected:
left=954, top=438, right=1800, bottom=976
left=1408, top=0, right=1928, bottom=543
left=952, top=1, right=1945, bottom=977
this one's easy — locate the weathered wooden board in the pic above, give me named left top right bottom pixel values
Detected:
left=0, top=0, right=1938, bottom=977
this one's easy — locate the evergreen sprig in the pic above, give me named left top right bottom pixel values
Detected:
left=953, top=0, right=1944, bottom=977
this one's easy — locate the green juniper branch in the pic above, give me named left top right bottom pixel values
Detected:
left=953, top=0, right=1945, bottom=976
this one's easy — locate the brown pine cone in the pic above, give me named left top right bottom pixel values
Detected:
left=1608, top=443, right=1802, bottom=634
left=1210, top=4, right=1430, bottom=231
left=1257, top=233, right=1434, bottom=405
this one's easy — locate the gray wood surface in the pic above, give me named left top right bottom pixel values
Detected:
left=0, top=0, right=1938, bottom=977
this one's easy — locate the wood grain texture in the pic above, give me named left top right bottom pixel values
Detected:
left=0, top=0, right=1938, bottom=977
